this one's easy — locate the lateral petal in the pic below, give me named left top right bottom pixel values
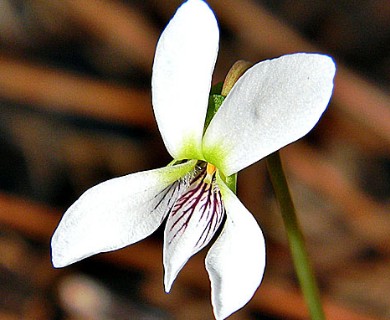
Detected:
left=152, top=0, right=219, bottom=160
left=205, top=174, right=266, bottom=320
left=203, top=53, right=336, bottom=176
left=51, top=160, right=196, bottom=268
left=163, top=168, right=225, bottom=292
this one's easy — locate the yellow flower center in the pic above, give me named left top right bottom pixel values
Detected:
left=204, top=163, right=216, bottom=184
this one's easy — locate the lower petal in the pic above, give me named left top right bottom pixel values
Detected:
left=163, top=167, right=225, bottom=292
left=205, top=174, right=266, bottom=319
left=51, top=160, right=196, bottom=268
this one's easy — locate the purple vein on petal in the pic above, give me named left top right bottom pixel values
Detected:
left=166, top=165, right=225, bottom=253
left=152, top=179, right=186, bottom=223
left=196, top=179, right=225, bottom=249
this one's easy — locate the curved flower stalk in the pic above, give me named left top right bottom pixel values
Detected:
left=51, top=0, right=336, bottom=319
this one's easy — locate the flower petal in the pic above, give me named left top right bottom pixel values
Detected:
left=163, top=168, right=225, bottom=292
left=51, top=160, right=196, bottom=268
left=205, top=174, right=266, bottom=320
left=203, top=53, right=336, bottom=176
left=152, top=0, right=219, bottom=160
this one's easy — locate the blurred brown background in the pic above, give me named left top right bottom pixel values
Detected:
left=0, top=0, right=389, bottom=319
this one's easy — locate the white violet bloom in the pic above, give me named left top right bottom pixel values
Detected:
left=51, top=0, right=336, bottom=319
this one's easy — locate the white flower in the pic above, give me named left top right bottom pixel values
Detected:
left=51, top=0, right=335, bottom=319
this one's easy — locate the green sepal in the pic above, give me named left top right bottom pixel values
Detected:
left=217, top=169, right=237, bottom=195
left=225, top=174, right=237, bottom=194
left=204, top=82, right=225, bottom=132
left=204, top=94, right=225, bottom=131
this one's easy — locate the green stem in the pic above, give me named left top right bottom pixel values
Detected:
left=266, top=151, right=325, bottom=320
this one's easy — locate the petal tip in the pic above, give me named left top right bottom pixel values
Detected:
left=51, top=257, right=66, bottom=269
left=51, top=240, right=73, bottom=268
left=163, top=252, right=177, bottom=293
left=163, top=272, right=174, bottom=293
left=305, top=52, right=336, bottom=81
left=317, top=53, right=336, bottom=77
left=51, top=249, right=70, bottom=269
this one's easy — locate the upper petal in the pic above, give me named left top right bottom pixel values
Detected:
left=152, top=0, right=219, bottom=160
left=51, top=160, right=196, bottom=268
left=203, top=53, right=336, bottom=176
left=206, top=174, right=266, bottom=319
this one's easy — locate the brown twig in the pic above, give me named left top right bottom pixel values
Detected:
left=59, top=0, right=159, bottom=72
left=0, top=54, right=155, bottom=128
